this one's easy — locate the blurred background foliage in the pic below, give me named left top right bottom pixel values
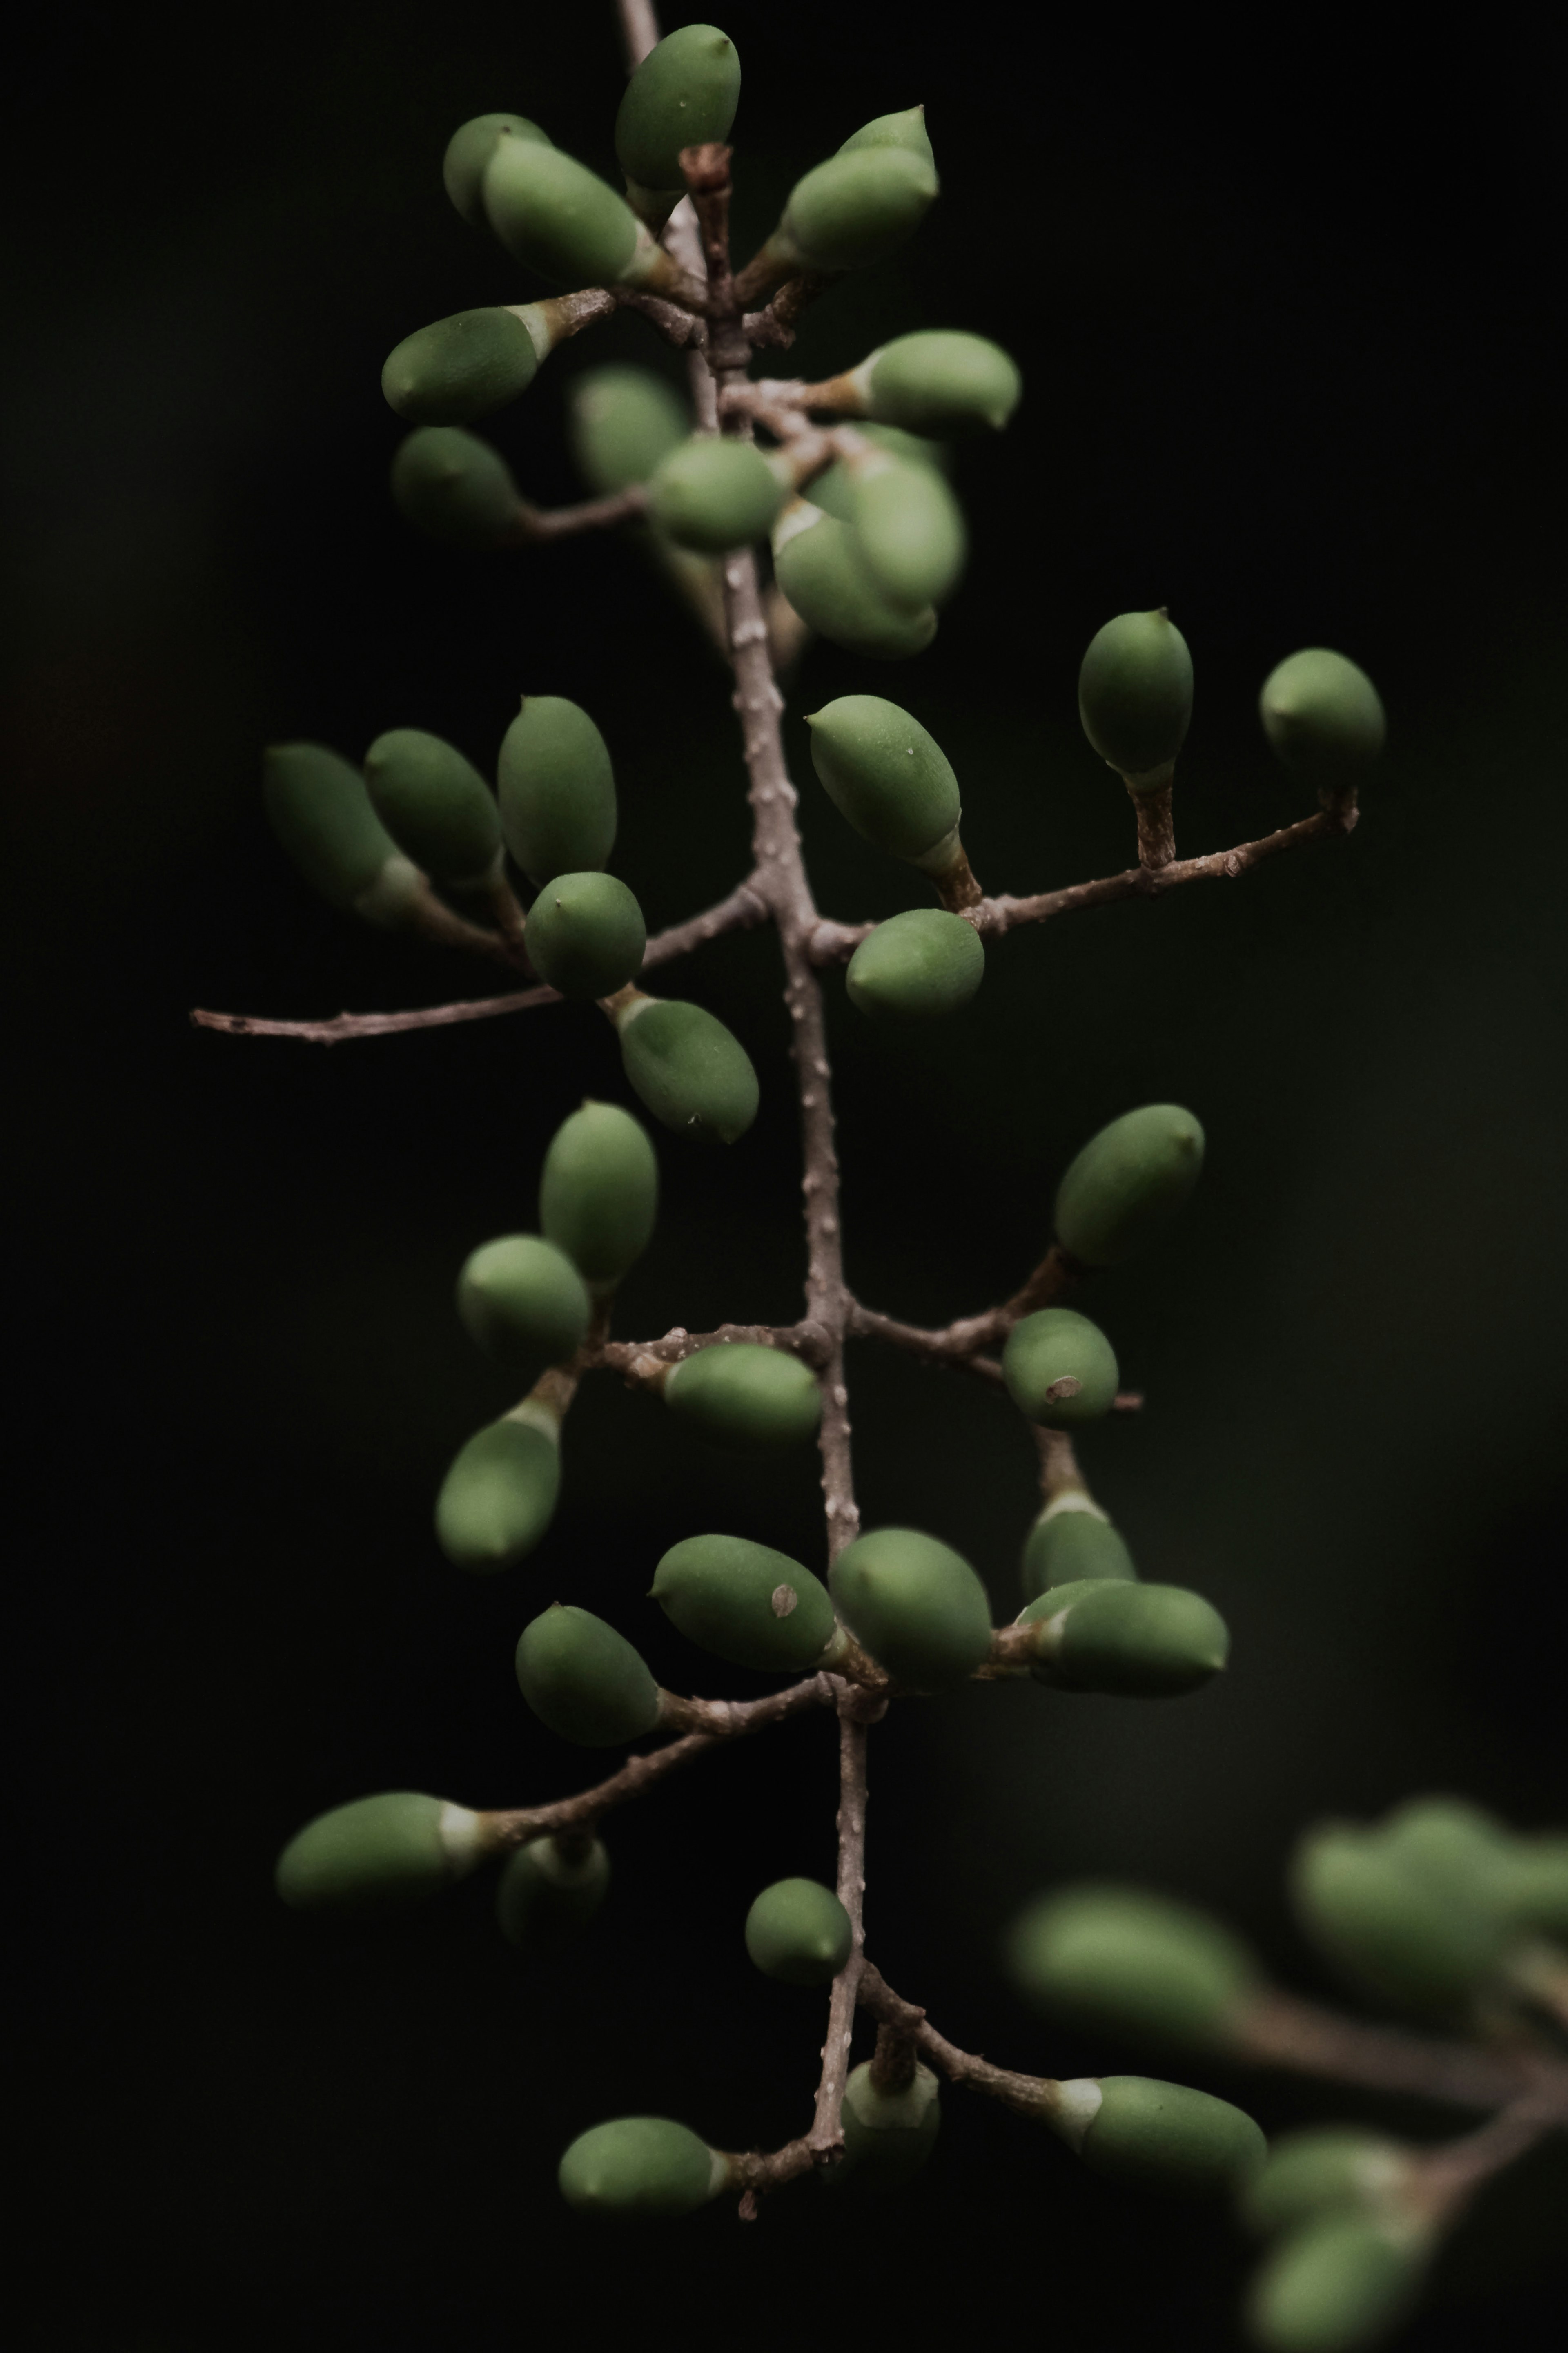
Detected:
left=7, top=2, right=1568, bottom=2345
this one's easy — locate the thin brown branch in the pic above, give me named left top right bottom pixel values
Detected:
left=612, top=285, right=706, bottom=347
left=1131, top=781, right=1176, bottom=870
left=1412, top=2088, right=1568, bottom=2220
left=615, top=0, right=661, bottom=69
left=594, top=1317, right=831, bottom=1387
left=742, top=274, right=829, bottom=350
left=1232, top=1990, right=1563, bottom=2112
left=810, top=1705, right=871, bottom=2156
left=511, top=484, right=649, bottom=542
left=857, top=1964, right=1053, bottom=2121
left=846, top=1244, right=1073, bottom=1369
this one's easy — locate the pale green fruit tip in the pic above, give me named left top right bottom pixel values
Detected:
left=1009, top=1882, right=1262, bottom=2045
left=515, top=1604, right=661, bottom=1747
left=744, top=1877, right=853, bottom=1985
left=558, top=2117, right=728, bottom=2217
left=1260, top=649, right=1385, bottom=795
left=443, top=114, right=552, bottom=230
left=391, top=427, right=523, bottom=550
left=1054, top=1103, right=1205, bottom=1268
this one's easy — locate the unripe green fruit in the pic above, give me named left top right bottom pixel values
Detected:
left=651, top=1533, right=837, bottom=1672
left=745, top=1877, right=852, bottom=1985
left=524, top=872, right=647, bottom=999
left=663, top=1343, right=822, bottom=1452
left=1009, top=1883, right=1262, bottom=2047
left=820, top=2060, right=942, bottom=2197
left=1078, top=609, right=1194, bottom=780
left=806, top=695, right=960, bottom=863
left=515, top=1604, right=661, bottom=1746
left=434, top=1410, right=561, bottom=1571
left=497, top=696, right=617, bottom=888
left=1381, top=1795, right=1518, bottom=1920
left=363, top=727, right=501, bottom=886
left=774, top=503, right=937, bottom=658
left=1260, top=650, right=1385, bottom=795
left=568, top=365, right=690, bottom=495
left=839, top=106, right=936, bottom=172
left=381, top=307, right=545, bottom=426
left=1054, top=2075, right=1266, bottom=2198
left=617, top=997, right=760, bottom=1144
left=780, top=148, right=938, bottom=272
left=443, top=114, right=552, bottom=230
left=1240, top=2128, right=1414, bottom=2240
left=539, top=1101, right=658, bottom=1290
left=263, top=743, right=414, bottom=919
left=1499, top=1831, right=1568, bottom=1938
left=615, top=25, right=741, bottom=209
left=808, top=424, right=947, bottom=522
left=496, top=1834, right=610, bottom=1955
left=646, top=437, right=786, bottom=553
left=846, top=909, right=984, bottom=1022
left=1245, top=2212, right=1430, bottom=2352
left=829, top=1527, right=992, bottom=1691
left=391, top=426, right=523, bottom=549
left=860, top=330, right=1022, bottom=435
left=558, top=2117, right=728, bottom=2217
left=848, top=454, right=966, bottom=609
left=1019, top=1579, right=1229, bottom=1696
left=1054, top=1103, right=1205, bottom=1268
left=482, top=139, right=645, bottom=289
left=1020, top=1503, right=1137, bottom=1602
left=1003, top=1308, right=1120, bottom=1429
left=456, top=1234, right=591, bottom=1379
left=276, top=1791, right=484, bottom=1914
left=1288, top=1821, right=1510, bottom=2012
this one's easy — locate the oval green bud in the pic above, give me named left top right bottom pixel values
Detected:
left=496, top=1833, right=610, bottom=1955
left=558, top=2117, right=729, bottom=2217
left=515, top=1603, right=661, bottom=1746
left=646, top=436, right=786, bottom=554
left=363, top=727, right=501, bottom=886
left=457, top=1234, right=591, bottom=1380
left=1003, top=1307, right=1120, bottom=1429
left=848, top=453, right=967, bottom=609
left=1288, top=1821, right=1510, bottom=2012
left=617, top=997, right=760, bottom=1144
left=1078, top=609, right=1194, bottom=781
left=381, top=307, right=544, bottom=426
left=276, top=1791, right=485, bottom=1914
left=1020, top=1579, right=1229, bottom=1696
left=539, top=1100, right=658, bottom=1290
left=859, top=330, right=1022, bottom=435
left=780, top=148, right=938, bottom=273
left=523, top=871, right=647, bottom=1000
left=839, top=106, right=936, bottom=172
left=443, top=114, right=552, bottom=230
left=1260, top=650, right=1385, bottom=796
left=1054, top=1102, right=1205, bottom=1268
left=774, top=502, right=937, bottom=658
left=497, top=695, right=617, bottom=888
left=1020, top=1502, right=1137, bottom=1602
left=482, top=138, right=644, bottom=288
left=1009, top=1883, right=1263, bottom=2047
left=846, top=908, right=983, bottom=1023
left=262, top=743, right=415, bottom=920
left=615, top=25, right=742, bottom=209
left=1054, top=2075, right=1266, bottom=2198
left=807, top=424, right=947, bottom=522
left=651, top=1533, right=837, bottom=1672
left=434, top=1408, right=561, bottom=1571
left=1245, top=2212, right=1431, bottom=2353
left=1240, top=2128, right=1416, bottom=2240
left=663, top=1343, right=821, bottom=1453
left=806, top=694, right=960, bottom=862
left=568, top=364, right=691, bottom=495
left=745, top=1877, right=852, bottom=1986
left=1381, top=1795, right=1519, bottom=1919
left=829, top=1527, right=992, bottom=1691
left=390, top=426, right=523, bottom=549
left=1499, top=1831, right=1568, bottom=1939
left=820, top=2059, right=941, bottom=2197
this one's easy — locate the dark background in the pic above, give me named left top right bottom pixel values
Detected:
left=7, top=3, right=1568, bottom=2346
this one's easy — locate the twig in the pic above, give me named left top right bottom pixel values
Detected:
left=1412, top=2088, right=1568, bottom=2219
left=594, top=1317, right=831, bottom=1386
left=1232, top=1991, right=1561, bottom=2112
left=846, top=1245, right=1072, bottom=1367
left=511, top=485, right=649, bottom=542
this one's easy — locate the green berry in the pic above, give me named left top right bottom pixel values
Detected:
left=558, top=2117, right=729, bottom=2217
left=1381, top=1795, right=1519, bottom=1917
left=1260, top=650, right=1385, bottom=796
left=381, top=307, right=545, bottom=426
left=276, top=1791, right=486, bottom=1914
left=1499, top=1831, right=1568, bottom=1938
left=434, top=1408, right=561, bottom=1571
left=391, top=426, right=523, bottom=549
left=497, top=695, right=617, bottom=888
left=745, top=1877, right=852, bottom=1985
left=1054, top=1103, right=1205, bottom=1268
left=839, top=106, right=936, bottom=172
left=456, top=1234, right=591, bottom=1379
left=829, top=1527, right=992, bottom=1691
left=1060, top=2076, right=1266, bottom=2198
left=663, top=1343, right=821, bottom=1453
left=1009, top=1883, right=1262, bottom=2047
left=1003, top=1307, right=1120, bottom=1429
left=808, top=425, right=947, bottom=525
left=539, top=1101, right=658, bottom=1291
left=496, top=1833, right=610, bottom=1955
left=616, top=997, right=760, bottom=1144
left=774, top=502, right=937, bottom=658
left=646, top=436, right=787, bottom=553
left=847, top=451, right=967, bottom=609
left=568, top=365, right=690, bottom=496
left=859, top=330, right=1022, bottom=435
left=806, top=694, right=960, bottom=863
left=443, top=114, right=552, bottom=230
left=482, top=139, right=645, bottom=289
left=515, top=1604, right=662, bottom=1746
left=262, top=743, right=416, bottom=921
left=1020, top=1503, right=1137, bottom=1602
left=846, top=909, right=983, bottom=1023
left=1288, top=1820, right=1511, bottom=2012
left=779, top=147, right=938, bottom=272
left=524, top=872, right=646, bottom=1000
left=615, top=25, right=741, bottom=214
left=1019, top=1579, right=1229, bottom=1696
left=1245, top=2212, right=1431, bottom=2352
left=820, top=2060, right=941, bottom=2197
left=650, top=1533, right=838, bottom=1672
left=1240, top=2128, right=1415, bottom=2240
left=1078, top=609, right=1194, bottom=781
left=363, top=727, right=501, bottom=887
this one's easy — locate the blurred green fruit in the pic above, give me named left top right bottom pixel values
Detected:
left=568, top=365, right=690, bottom=495
left=498, top=696, right=617, bottom=888
left=820, top=2059, right=941, bottom=2197
left=646, top=436, right=786, bottom=552
left=515, top=1604, right=662, bottom=1746
left=558, top=2117, right=728, bottom=2216
left=456, top=1234, right=591, bottom=1378
left=483, top=139, right=648, bottom=288
left=663, top=1343, right=821, bottom=1451
left=859, top=330, right=1022, bottom=435
left=1054, top=1103, right=1205, bottom=1268
left=1260, top=650, right=1385, bottom=796
left=539, top=1101, right=658, bottom=1289
left=1020, top=1504, right=1137, bottom=1601
left=496, top=1834, right=610, bottom=1955
left=1245, top=2212, right=1430, bottom=2352
left=1241, top=2127, right=1414, bottom=2240
left=363, top=727, right=501, bottom=887
left=276, top=1791, right=484, bottom=1914
left=1009, top=1882, right=1262, bottom=2046
left=443, top=113, right=552, bottom=230
left=434, top=1409, right=561, bottom=1571
left=774, top=502, right=937, bottom=657
left=262, top=743, right=416, bottom=921
left=381, top=307, right=544, bottom=425
left=617, top=997, right=760, bottom=1143
left=390, top=426, right=523, bottom=549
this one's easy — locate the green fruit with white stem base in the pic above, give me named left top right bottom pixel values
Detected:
left=557, top=2118, right=731, bottom=2216
left=819, top=2060, right=942, bottom=2197
left=262, top=743, right=420, bottom=923
left=808, top=424, right=947, bottom=522
left=1020, top=1502, right=1138, bottom=1601
left=456, top=1234, right=591, bottom=1379
left=443, top=114, right=551, bottom=230
left=496, top=1834, right=610, bottom=1955
left=806, top=694, right=961, bottom=864
left=391, top=426, right=523, bottom=549
left=856, top=330, right=1022, bottom=435
left=1003, top=1307, right=1120, bottom=1428
left=539, top=1101, right=658, bottom=1291
left=776, top=147, right=938, bottom=272
left=744, top=1878, right=852, bottom=1985
left=381, top=307, right=548, bottom=425
left=646, top=436, right=788, bottom=553
left=497, top=696, right=617, bottom=888
left=1078, top=609, right=1194, bottom=782
left=846, top=909, right=984, bottom=1022
left=829, top=1527, right=992, bottom=1690
left=650, top=1533, right=839, bottom=1672
left=568, top=365, right=690, bottom=495
left=615, top=996, right=760, bottom=1144
left=615, top=25, right=741, bottom=224
left=514, top=1605, right=662, bottom=1747
left=1260, top=649, right=1385, bottom=796
left=363, top=727, right=501, bottom=888
left=1054, top=1103, right=1205, bottom=1268
left=1240, top=2127, right=1417, bottom=2239
left=1008, top=1883, right=1263, bottom=2047
left=275, top=1792, right=488, bottom=1914
left=663, top=1343, right=822, bottom=1452
left=1018, top=1579, right=1229, bottom=1696
left=434, top=1406, right=561, bottom=1571
left=773, top=500, right=938, bottom=658
left=846, top=448, right=967, bottom=608
left=523, top=872, right=646, bottom=1000
left=1046, top=2074, right=1265, bottom=2197
left=1245, top=2211, right=1432, bottom=2351
left=481, top=138, right=667, bottom=291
